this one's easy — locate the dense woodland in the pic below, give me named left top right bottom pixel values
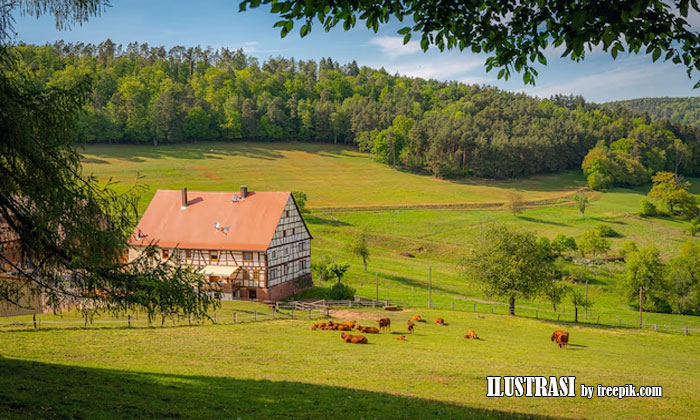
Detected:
left=605, top=97, right=700, bottom=128
left=14, top=40, right=700, bottom=181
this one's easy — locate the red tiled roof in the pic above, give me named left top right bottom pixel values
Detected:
left=129, top=190, right=292, bottom=251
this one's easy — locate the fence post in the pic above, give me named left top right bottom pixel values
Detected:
left=535, top=310, right=538, bottom=319
left=127, top=314, right=131, bottom=328
left=214, top=312, right=217, bottom=324
left=451, top=302, right=454, bottom=310
left=234, top=312, right=237, bottom=323
left=272, top=308, right=276, bottom=319
left=308, top=309, right=312, bottom=320
left=348, top=301, right=352, bottom=308
left=557, top=314, right=560, bottom=321
left=491, top=305, right=494, bottom=314
left=254, top=311, right=258, bottom=321
left=473, top=303, right=476, bottom=312
left=684, top=326, right=688, bottom=336
left=33, top=313, right=37, bottom=329
left=653, top=323, right=657, bottom=332
left=596, top=316, right=599, bottom=325
left=291, top=309, right=295, bottom=319
left=617, top=316, right=621, bottom=327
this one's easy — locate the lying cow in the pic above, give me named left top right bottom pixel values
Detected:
left=340, top=332, right=368, bottom=344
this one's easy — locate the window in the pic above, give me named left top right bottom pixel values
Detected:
left=270, top=250, right=276, bottom=259
left=292, top=228, right=295, bottom=235
left=284, top=264, right=289, bottom=275
left=269, top=269, right=276, bottom=279
left=209, top=251, right=219, bottom=262
left=162, top=248, right=170, bottom=259
left=283, top=230, right=287, bottom=237
left=298, top=242, right=305, bottom=252
left=301, top=260, right=306, bottom=270
left=286, top=210, right=290, bottom=217
left=253, top=270, right=259, bottom=281
left=284, top=247, right=289, bottom=256
left=242, top=269, right=249, bottom=280
left=243, top=252, right=253, bottom=262
left=185, top=250, right=192, bottom=259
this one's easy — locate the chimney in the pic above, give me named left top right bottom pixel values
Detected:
left=181, top=187, right=188, bottom=209
left=240, top=185, right=248, bottom=199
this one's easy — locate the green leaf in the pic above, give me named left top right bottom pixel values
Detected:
left=403, top=33, right=412, bottom=44
left=300, top=24, right=310, bottom=37
left=652, top=48, right=661, bottom=62
left=420, top=37, right=429, bottom=51
left=398, top=26, right=411, bottom=35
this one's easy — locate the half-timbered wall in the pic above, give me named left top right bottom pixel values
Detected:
left=266, top=196, right=311, bottom=287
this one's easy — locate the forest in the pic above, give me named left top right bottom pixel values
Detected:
left=605, top=97, right=700, bottom=128
left=14, top=40, right=700, bottom=181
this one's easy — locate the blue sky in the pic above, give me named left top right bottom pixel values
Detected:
left=11, top=0, right=700, bottom=103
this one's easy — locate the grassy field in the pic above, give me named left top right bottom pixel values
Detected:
left=4, top=141, right=698, bottom=419
left=2, top=302, right=699, bottom=419
left=80, top=142, right=586, bottom=212
left=78, top=141, right=700, bottom=332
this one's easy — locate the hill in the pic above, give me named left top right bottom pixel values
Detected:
left=14, top=42, right=700, bottom=180
left=604, top=97, right=700, bottom=127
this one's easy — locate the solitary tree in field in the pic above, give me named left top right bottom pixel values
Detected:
left=569, top=286, right=593, bottom=323
left=243, top=0, right=700, bottom=87
left=503, top=190, right=525, bottom=216
left=462, top=224, right=554, bottom=316
left=328, top=261, right=350, bottom=283
left=648, top=172, right=697, bottom=215
left=625, top=246, right=665, bottom=328
left=544, top=281, right=567, bottom=313
left=572, top=193, right=589, bottom=217
left=577, top=230, right=610, bottom=258
left=350, top=231, right=370, bottom=271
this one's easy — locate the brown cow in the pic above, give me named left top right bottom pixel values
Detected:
left=396, top=335, right=407, bottom=341
left=407, top=320, right=415, bottom=334
left=310, top=322, right=331, bottom=330
left=357, top=325, right=380, bottom=334
left=463, top=329, right=479, bottom=339
left=377, top=317, right=391, bottom=332
left=334, top=324, right=353, bottom=331
left=412, top=315, right=422, bottom=322
left=339, top=320, right=357, bottom=329
left=341, top=332, right=368, bottom=344
left=551, top=330, right=569, bottom=348
left=435, top=318, right=445, bottom=325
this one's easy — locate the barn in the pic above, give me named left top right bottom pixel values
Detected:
left=129, top=186, right=312, bottom=301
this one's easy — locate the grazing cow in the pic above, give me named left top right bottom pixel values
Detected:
left=412, top=315, right=422, bottom=322
left=340, top=332, right=368, bottom=344
left=551, top=330, right=569, bottom=348
left=377, top=317, right=391, bottom=332
left=463, top=329, right=479, bottom=339
left=435, top=318, right=445, bottom=325
left=407, top=320, right=415, bottom=334
left=396, top=335, right=407, bottom=341
left=357, top=325, right=380, bottom=334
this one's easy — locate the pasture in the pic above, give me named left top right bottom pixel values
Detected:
left=1, top=302, right=699, bottom=419
left=79, top=141, right=700, bottom=332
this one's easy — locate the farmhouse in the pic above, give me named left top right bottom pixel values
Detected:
left=129, top=187, right=312, bottom=301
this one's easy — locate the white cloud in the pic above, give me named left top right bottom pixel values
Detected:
left=383, top=56, right=484, bottom=80
left=369, top=36, right=421, bottom=58
left=524, top=61, right=661, bottom=101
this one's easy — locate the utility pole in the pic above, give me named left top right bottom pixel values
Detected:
left=428, top=266, right=433, bottom=309
left=375, top=272, right=379, bottom=303
left=639, top=285, right=643, bottom=329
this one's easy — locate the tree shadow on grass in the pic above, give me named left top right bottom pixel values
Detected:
left=516, top=216, right=569, bottom=227
left=0, top=357, right=553, bottom=420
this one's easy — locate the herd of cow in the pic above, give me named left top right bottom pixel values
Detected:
left=311, top=314, right=571, bottom=348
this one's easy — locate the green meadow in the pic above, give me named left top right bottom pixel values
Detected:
left=2, top=141, right=699, bottom=419
left=2, top=303, right=700, bottom=419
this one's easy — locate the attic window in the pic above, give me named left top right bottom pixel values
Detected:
left=243, top=252, right=253, bottom=262
left=286, top=210, right=290, bottom=217
left=162, top=248, right=170, bottom=259
left=209, top=251, right=219, bottom=262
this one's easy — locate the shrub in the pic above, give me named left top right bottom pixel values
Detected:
left=587, top=172, right=612, bottom=190
left=594, top=224, right=621, bottom=238
left=689, top=218, right=700, bottom=236
left=639, top=199, right=657, bottom=217
left=329, top=282, right=356, bottom=300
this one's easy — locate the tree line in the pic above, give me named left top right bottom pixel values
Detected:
left=604, top=97, right=700, bottom=128
left=12, top=40, right=700, bottom=180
